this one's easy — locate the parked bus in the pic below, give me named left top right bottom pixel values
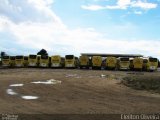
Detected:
left=65, top=55, right=79, bottom=68
left=92, top=56, right=102, bottom=69
left=142, top=58, right=148, bottom=71
left=79, top=55, right=90, bottom=69
left=61, top=57, right=65, bottom=67
left=28, top=55, right=38, bottom=67
left=51, top=55, right=64, bottom=68
left=129, top=58, right=134, bottom=70
left=117, top=57, right=130, bottom=70
left=15, top=55, right=24, bottom=67
left=143, top=57, right=158, bottom=71
left=105, top=57, right=117, bottom=70
left=0, top=57, right=1, bottom=66
left=37, top=55, right=41, bottom=66
left=2, top=56, right=10, bottom=67
left=39, top=55, right=49, bottom=67
left=23, top=56, right=28, bottom=67
left=10, top=56, right=16, bottom=67
left=132, top=57, right=143, bottom=70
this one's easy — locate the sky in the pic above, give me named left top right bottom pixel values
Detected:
left=0, top=0, right=160, bottom=58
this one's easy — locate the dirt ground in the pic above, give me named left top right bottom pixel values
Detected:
left=0, top=68, right=160, bottom=114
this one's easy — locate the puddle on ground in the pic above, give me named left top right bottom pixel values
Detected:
left=101, top=74, right=106, bottom=78
left=31, top=79, right=61, bottom=85
left=65, top=74, right=82, bottom=78
left=88, top=74, right=108, bottom=78
left=65, top=74, right=78, bottom=77
left=7, top=79, right=61, bottom=100
left=21, top=96, right=39, bottom=100
left=6, top=89, right=18, bottom=95
left=10, top=84, right=24, bottom=87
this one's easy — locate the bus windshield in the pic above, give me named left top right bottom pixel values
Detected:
left=143, top=59, right=148, bottom=63
left=149, top=58, right=157, bottom=62
left=41, top=56, right=48, bottom=59
left=10, top=56, right=15, bottom=60
left=53, top=56, right=60, bottom=60
left=65, top=55, right=74, bottom=59
left=29, top=55, right=37, bottom=59
left=3, top=56, right=9, bottom=59
left=16, top=56, right=23, bottom=59
left=24, top=57, right=28, bottom=60
left=120, top=58, right=129, bottom=61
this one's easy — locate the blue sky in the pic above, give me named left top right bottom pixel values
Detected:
left=53, top=0, right=160, bottom=40
left=0, top=0, right=160, bottom=58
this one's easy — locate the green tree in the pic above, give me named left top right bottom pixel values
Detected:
left=37, top=49, right=48, bottom=56
left=1, top=51, right=6, bottom=57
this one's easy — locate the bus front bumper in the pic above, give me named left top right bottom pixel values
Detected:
left=2, top=64, right=10, bottom=67
left=51, top=63, right=60, bottom=67
left=29, top=63, right=36, bottom=67
left=66, top=64, right=74, bottom=67
left=150, top=66, right=156, bottom=70
left=120, top=67, right=129, bottom=70
left=15, top=64, right=23, bottom=67
left=40, top=63, right=48, bottom=67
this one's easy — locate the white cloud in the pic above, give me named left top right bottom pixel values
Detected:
left=116, top=0, right=131, bottom=9
left=118, top=0, right=131, bottom=6
left=81, top=0, right=158, bottom=11
left=0, top=0, right=160, bottom=58
left=0, top=0, right=62, bottom=24
left=81, top=5, right=105, bottom=11
left=131, top=1, right=157, bottom=9
left=1, top=15, right=160, bottom=58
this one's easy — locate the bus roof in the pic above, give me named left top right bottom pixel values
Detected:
left=29, top=54, right=37, bottom=56
left=81, top=53, right=143, bottom=58
left=52, top=55, right=61, bottom=57
left=16, top=55, right=23, bottom=57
